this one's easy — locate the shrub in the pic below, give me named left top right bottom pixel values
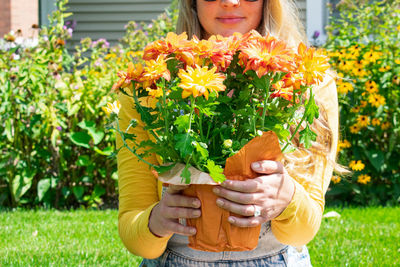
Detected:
left=324, top=0, right=400, bottom=205
left=0, top=0, right=178, bottom=208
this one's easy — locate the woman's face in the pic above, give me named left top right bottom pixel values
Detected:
left=196, top=0, right=263, bottom=38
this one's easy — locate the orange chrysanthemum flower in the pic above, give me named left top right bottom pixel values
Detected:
left=112, top=62, right=144, bottom=92
left=296, top=43, right=330, bottom=85
left=143, top=32, right=189, bottom=60
left=143, top=55, right=171, bottom=82
left=178, top=65, right=226, bottom=100
left=239, top=31, right=296, bottom=78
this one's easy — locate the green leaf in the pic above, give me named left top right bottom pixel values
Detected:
left=94, top=146, right=114, bottom=156
left=194, top=141, right=209, bottom=160
left=76, top=155, right=90, bottom=166
left=206, top=160, right=226, bottom=183
left=299, top=125, right=317, bottom=148
left=304, top=94, right=319, bottom=124
left=153, top=163, right=177, bottom=174
left=181, top=164, right=191, bottom=184
left=364, top=149, right=385, bottom=172
left=174, top=133, right=194, bottom=158
left=78, top=120, right=104, bottom=145
left=5, top=119, right=13, bottom=142
left=69, top=132, right=91, bottom=148
left=72, top=186, right=85, bottom=201
left=174, top=114, right=190, bottom=132
left=37, top=178, right=51, bottom=201
left=12, top=173, right=34, bottom=202
left=92, top=185, right=106, bottom=198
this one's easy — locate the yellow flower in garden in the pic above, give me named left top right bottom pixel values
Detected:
left=357, top=174, right=371, bottom=184
left=381, top=121, right=391, bottom=130
left=144, top=55, right=171, bottom=82
left=395, top=59, right=400, bottom=65
left=363, top=50, right=382, bottom=63
left=360, top=100, right=367, bottom=108
left=349, top=160, right=365, bottom=171
left=336, top=72, right=344, bottom=82
left=337, top=59, right=353, bottom=72
left=393, top=75, right=399, bottom=85
left=331, top=175, right=341, bottom=184
left=350, top=124, right=361, bottom=133
left=356, top=115, right=370, bottom=127
left=146, top=86, right=164, bottom=98
left=102, top=100, right=121, bottom=116
left=365, top=80, right=378, bottom=93
left=352, top=67, right=368, bottom=77
left=350, top=106, right=361, bottom=113
left=378, top=65, right=391, bottom=72
left=178, top=65, right=226, bottom=100
left=368, top=94, right=386, bottom=107
left=337, top=139, right=351, bottom=152
left=372, top=118, right=381, bottom=126
left=337, top=82, right=354, bottom=94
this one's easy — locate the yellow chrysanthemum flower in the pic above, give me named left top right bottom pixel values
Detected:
left=356, top=115, right=370, bottom=127
left=102, top=100, right=121, bottom=116
left=368, top=94, right=386, bottom=108
left=349, top=160, right=365, bottom=171
left=178, top=65, right=226, bottom=100
left=331, top=175, right=341, bottom=184
left=371, top=118, right=381, bottom=126
left=357, top=174, right=371, bottom=184
left=146, top=87, right=164, bottom=98
left=337, top=82, right=354, bottom=94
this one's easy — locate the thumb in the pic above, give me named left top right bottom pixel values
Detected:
left=251, top=160, right=284, bottom=174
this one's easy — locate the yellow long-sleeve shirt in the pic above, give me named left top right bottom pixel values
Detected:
left=117, top=75, right=338, bottom=259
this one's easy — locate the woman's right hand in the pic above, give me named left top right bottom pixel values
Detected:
left=148, top=184, right=201, bottom=237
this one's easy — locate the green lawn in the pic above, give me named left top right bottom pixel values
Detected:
left=1, top=207, right=399, bottom=266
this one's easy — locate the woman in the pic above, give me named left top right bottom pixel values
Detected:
left=117, top=0, right=339, bottom=266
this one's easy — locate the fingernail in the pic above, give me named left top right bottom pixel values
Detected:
left=228, top=217, right=235, bottom=223
left=190, top=228, right=196, bottom=234
left=213, top=187, right=220, bottom=194
left=216, top=199, right=223, bottom=207
left=193, top=200, right=200, bottom=207
left=251, top=162, right=261, bottom=171
left=193, top=210, right=201, bottom=217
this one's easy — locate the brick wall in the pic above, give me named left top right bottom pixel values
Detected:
left=10, top=0, right=39, bottom=37
left=0, top=0, right=11, bottom=37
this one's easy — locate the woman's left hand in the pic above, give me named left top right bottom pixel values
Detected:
left=213, top=160, right=295, bottom=227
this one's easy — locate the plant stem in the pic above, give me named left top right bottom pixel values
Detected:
left=261, top=75, right=272, bottom=130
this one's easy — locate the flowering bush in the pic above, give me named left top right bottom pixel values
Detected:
left=110, top=31, right=329, bottom=183
left=324, top=0, right=400, bottom=205
left=0, top=0, right=177, bottom=208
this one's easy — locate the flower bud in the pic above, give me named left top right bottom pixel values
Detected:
left=223, top=139, right=232, bottom=149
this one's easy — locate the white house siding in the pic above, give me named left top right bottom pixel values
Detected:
left=66, top=0, right=172, bottom=46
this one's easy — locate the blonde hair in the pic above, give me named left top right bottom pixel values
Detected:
left=176, top=0, right=342, bottom=183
